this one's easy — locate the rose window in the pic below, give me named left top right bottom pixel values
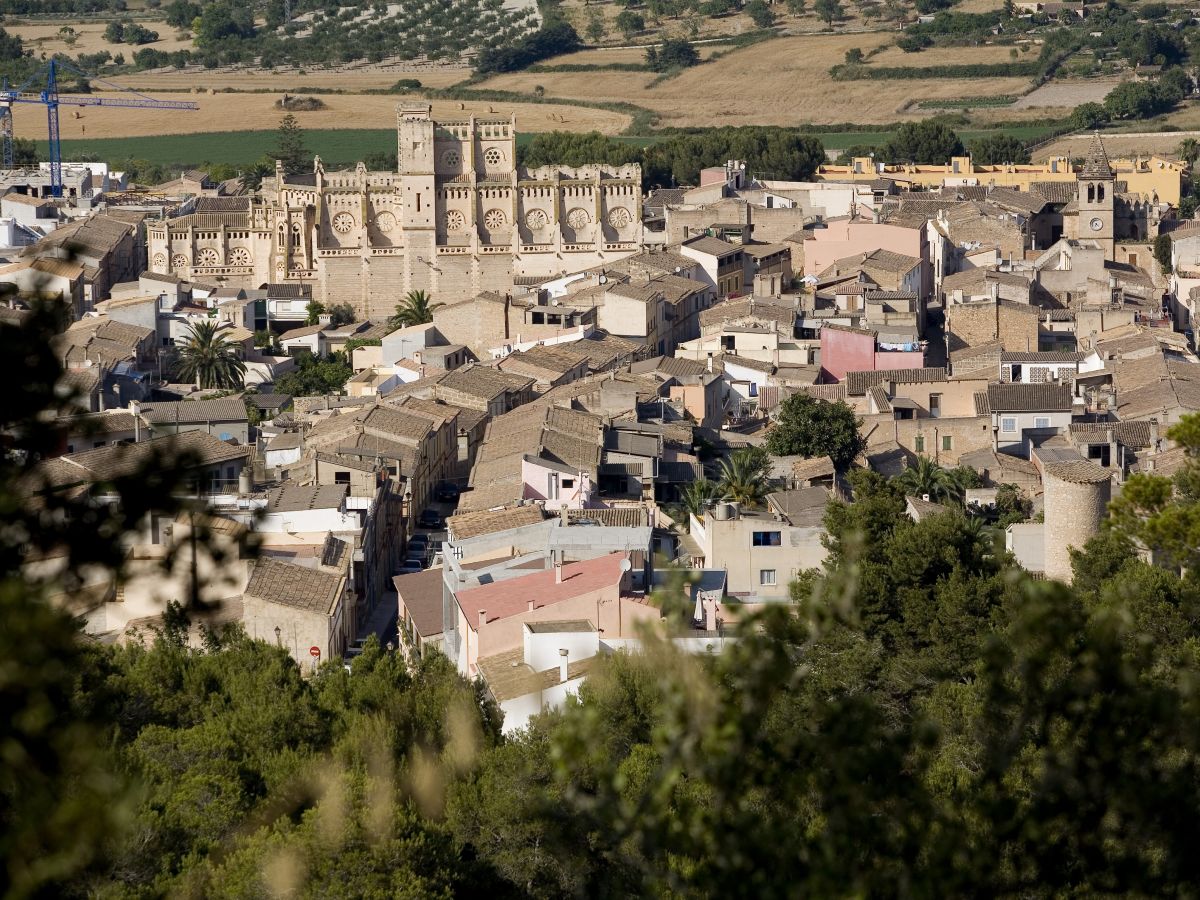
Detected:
left=229, top=247, right=252, bottom=266
left=171, top=253, right=188, bottom=268
left=446, top=209, right=467, bottom=232
left=442, top=149, right=461, bottom=168
left=375, top=211, right=397, bottom=233
left=607, top=207, right=632, bottom=229
left=525, top=209, right=548, bottom=229
left=332, top=212, right=355, bottom=234
left=567, top=207, right=591, bottom=229
left=197, top=248, right=220, bottom=266
left=484, top=147, right=504, bottom=168
left=483, top=209, right=507, bottom=232
left=152, top=253, right=167, bottom=270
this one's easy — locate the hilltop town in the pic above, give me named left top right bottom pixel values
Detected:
left=1, top=101, right=1193, bottom=731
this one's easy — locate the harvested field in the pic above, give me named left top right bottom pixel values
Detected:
left=1034, top=131, right=1196, bottom=161
left=9, top=21, right=194, bottom=56
left=117, top=65, right=472, bottom=92
left=869, top=41, right=1023, bottom=66
left=1013, top=77, right=1122, bottom=108
left=10, top=92, right=629, bottom=142
left=478, top=33, right=1033, bottom=126
left=526, top=43, right=722, bottom=67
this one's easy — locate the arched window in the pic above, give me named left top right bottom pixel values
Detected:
left=1098, top=184, right=1105, bottom=202
left=1087, top=184, right=1095, bottom=203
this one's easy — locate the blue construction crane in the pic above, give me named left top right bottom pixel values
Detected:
left=0, top=59, right=199, bottom=197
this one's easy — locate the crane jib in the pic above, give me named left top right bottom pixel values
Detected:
left=1, top=59, right=198, bottom=197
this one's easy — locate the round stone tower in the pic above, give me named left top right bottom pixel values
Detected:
left=1042, top=459, right=1112, bottom=583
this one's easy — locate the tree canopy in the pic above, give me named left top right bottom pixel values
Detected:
left=881, top=120, right=966, bottom=164
left=765, top=392, right=865, bottom=469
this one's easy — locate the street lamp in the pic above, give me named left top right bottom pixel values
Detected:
left=274, top=625, right=281, bottom=645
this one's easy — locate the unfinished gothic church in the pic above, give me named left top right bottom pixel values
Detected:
left=146, top=103, right=645, bottom=319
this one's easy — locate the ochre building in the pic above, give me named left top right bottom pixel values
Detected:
left=146, top=103, right=645, bottom=319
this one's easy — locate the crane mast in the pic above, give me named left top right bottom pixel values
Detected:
left=1, top=59, right=199, bottom=196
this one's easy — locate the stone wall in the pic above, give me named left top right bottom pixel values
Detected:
left=946, top=299, right=1040, bottom=353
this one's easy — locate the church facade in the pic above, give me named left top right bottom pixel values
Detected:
left=146, top=104, right=646, bottom=320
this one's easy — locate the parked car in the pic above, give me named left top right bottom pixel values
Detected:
left=418, top=509, right=443, bottom=529
left=396, top=558, right=425, bottom=575
left=408, top=533, right=429, bottom=552
left=435, top=482, right=460, bottom=502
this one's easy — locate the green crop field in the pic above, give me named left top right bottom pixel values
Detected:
left=46, top=124, right=1062, bottom=171
left=51, top=130, right=402, bottom=169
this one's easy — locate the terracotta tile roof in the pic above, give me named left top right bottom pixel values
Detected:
left=1068, top=421, right=1153, bottom=448
left=1001, top=351, right=1086, bottom=363
left=766, top=485, right=830, bottom=526
left=683, top=235, right=741, bottom=258
left=140, top=395, right=248, bottom=424
left=448, top=505, right=547, bottom=540
left=1042, top=458, right=1111, bottom=484
left=1029, top=181, right=1076, bottom=205
left=393, top=569, right=445, bottom=638
left=245, top=556, right=344, bottom=614
left=478, top=645, right=599, bottom=701
left=37, top=431, right=249, bottom=489
left=986, top=382, right=1074, bottom=412
left=436, top=365, right=534, bottom=401
left=278, top=323, right=326, bottom=340
left=265, top=483, right=347, bottom=512
left=562, top=505, right=651, bottom=528
left=845, top=367, right=946, bottom=396
left=456, top=552, right=627, bottom=627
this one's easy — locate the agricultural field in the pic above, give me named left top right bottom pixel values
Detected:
left=1013, top=77, right=1122, bottom=109
left=476, top=32, right=1035, bottom=127
left=9, top=92, right=629, bottom=144
left=116, top=65, right=473, bottom=92
left=7, top=21, right=195, bottom=57
left=1034, top=130, right=1199, bottom=161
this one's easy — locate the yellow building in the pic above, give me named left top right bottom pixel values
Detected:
left=817, top=151, right=1185, bottom=206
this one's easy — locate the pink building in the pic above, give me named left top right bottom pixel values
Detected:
left=802, top=219, right=926, bottom=281
left=819, top=323, right=924, bottom=383
left=452, top=552, right=658, bottom=676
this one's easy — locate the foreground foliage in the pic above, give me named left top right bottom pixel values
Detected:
left=11, top=298, right=1200, bottom=895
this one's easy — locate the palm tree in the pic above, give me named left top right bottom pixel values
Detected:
left=718, top=447, right=772, bottom=508
left=679, top=478, right=720, bottom=519
left=894, top=456, right=965, bottom=505
left=389, top=289, right=441, bottom=330
left=1180, top=138, right=1200, bottom=166
left=176, top=320, right=247, bottom=390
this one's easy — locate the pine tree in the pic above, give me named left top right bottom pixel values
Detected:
left=272, top=113, right=309, bottom=178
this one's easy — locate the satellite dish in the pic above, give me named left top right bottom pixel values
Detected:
left=599, top=275, right=608, bottom=285
left=619, top=559, right=632, bottom=573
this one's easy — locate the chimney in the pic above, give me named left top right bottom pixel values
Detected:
left=477, top=609, right=487, bottom=630
left=706, top=351, right=714, bottom=373
left=1150, top=417, right=1160, bottom=451
left=554, top=562, right=563, bottom=584
left=558, top=648, right=569, bottom=683
left=527, top=599, right=535, bottom=612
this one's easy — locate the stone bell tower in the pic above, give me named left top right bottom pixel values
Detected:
left=1077, top=131, right=1115, bottom=260
left=397, top=102, right=436, bottom=232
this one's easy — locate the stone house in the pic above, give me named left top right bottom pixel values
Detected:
left=241, top=552, right=353, bottom=670
left=977, top=382, right=1077, bottom=455
left=138, top=395, right=250, bottom=445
